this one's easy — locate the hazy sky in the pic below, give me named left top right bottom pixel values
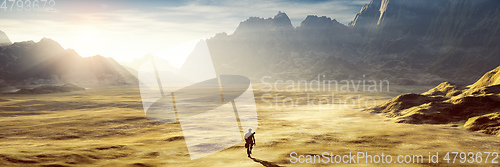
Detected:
left=0, top=0, right=370, bottom=63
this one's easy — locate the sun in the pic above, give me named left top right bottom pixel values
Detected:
left=72, top=29, right=103, bottom=57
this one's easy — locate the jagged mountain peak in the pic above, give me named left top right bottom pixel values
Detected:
left=271, top=11, right=294, bottom=30
left=299, top=15, right=345, bottom=29
left=348, top=0, right=382, bottom=27
left=273, top=11, right=292, bottom=26
left=349, top=0, right=448, bottom=28
left=234, top=11, right=294, bottom=34
left=303, top=15, right=332, bottom=22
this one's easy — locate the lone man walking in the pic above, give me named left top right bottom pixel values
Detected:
left=244, top=128, right=255, bottom=157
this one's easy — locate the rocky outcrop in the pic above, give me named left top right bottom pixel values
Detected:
left=369, top=93, right=447, bottom=115
left=365, top=65, right=500, bottom=135
left=464, top=112, right=500, bottom=136
left=467, top=66, right=500, bottom=90
left=422, top=82, right=462, bottom=97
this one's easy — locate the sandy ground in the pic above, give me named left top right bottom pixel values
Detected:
left=0, top=85, right=499, bottom=166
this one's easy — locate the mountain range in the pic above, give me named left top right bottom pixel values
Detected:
left=1, top=0, right=499, bottom=89
left=0, top=37, right=137, bottom=90
left=207, top=0, right=500, bottom=85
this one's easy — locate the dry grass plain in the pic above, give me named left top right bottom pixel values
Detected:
left=0, top=85, right=499, bottom=166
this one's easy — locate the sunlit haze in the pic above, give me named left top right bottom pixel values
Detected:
left=0, top=0, right=369, bottom=63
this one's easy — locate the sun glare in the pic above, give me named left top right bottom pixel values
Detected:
left=72, top=29, right=103, bottom=57
left=156, top=39, right=201, bottom=69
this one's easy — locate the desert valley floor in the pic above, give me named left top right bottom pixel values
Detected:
left=0, top=85, right=499, bottom=166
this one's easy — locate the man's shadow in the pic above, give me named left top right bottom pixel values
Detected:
left=250, top=157, right=282, bottom=167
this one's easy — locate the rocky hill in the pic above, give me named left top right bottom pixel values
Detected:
left=365, top=65, right=500, bottom=136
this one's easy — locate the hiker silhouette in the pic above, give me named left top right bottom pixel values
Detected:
left=244, top=128, right=255, bottom=157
